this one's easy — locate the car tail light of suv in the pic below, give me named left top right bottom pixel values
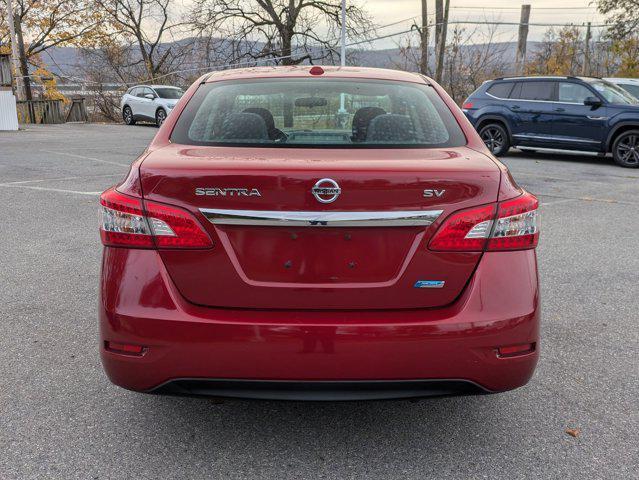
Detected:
left=429, top=191, right=539, bottom=252
left=100, top=188, right=212, bottom=249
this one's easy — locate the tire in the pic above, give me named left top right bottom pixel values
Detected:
left=122, top=106, right=135, bottom=125
left=479, top=123, right=510, bottom=156
left=155, top=108, right=167, bottom=127
left=612, top=130, right=639, bottom=168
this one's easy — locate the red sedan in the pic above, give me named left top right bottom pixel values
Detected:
left=99, top=66, right=540, bottom=400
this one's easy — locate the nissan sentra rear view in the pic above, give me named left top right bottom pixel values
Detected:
left=99, top=66, right=540, bottom=400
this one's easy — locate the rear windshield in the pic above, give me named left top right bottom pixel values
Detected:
left=155, top=87, right=183, bottom=99
left=170, top=79, right=466, bottom=148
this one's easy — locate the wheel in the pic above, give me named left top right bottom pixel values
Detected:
left=155, top=108, right=167, bottom=127
left=612, top=130, right=639, bottom=168
left=479, top=123, right=510, bottom=156
left=122, top=106, right=135, bottom=125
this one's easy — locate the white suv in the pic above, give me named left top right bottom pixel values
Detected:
left=120, top=85, right=184, bottom=126
left=604, top=78, right=639, bottom=100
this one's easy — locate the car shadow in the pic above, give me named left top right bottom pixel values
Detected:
left=118, top=389, right=518, bottom=471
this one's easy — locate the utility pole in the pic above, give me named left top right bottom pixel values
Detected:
left=338, top=0, right=347, bottom=122
left=435, top=0, right=442, bottom=57
left=340, top=0, right=346, bottom=68
left=515, top=4, right=531, bottom=75
left=4, top=0, right=24, bottom=100
left=434, top=0, right=449, bottom=83
left=419, top=0, right=429, bottom=75
left=582, top=22, right=592, bottom=76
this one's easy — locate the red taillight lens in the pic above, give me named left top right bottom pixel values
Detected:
left=462, top=101, right=474, bottom=109
left=429, top=191, right=539, bottom=252
left=99, top=188, right=212, bottom=249
left=145, top=200, right=212, bottom=248
left=487, top=192, right=539, bottom=251
left=429, top=204, right=496, bottom=251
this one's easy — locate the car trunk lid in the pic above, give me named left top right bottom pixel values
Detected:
left=140, top=144, right=500, bottom=310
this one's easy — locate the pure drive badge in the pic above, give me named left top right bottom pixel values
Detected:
left=195, top=188, right=261, bottom=197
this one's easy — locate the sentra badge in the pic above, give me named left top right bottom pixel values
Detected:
left=195, top=188, right=261, bottom=197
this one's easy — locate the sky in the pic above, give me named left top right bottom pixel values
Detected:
left=361, top=0, right=605, bottom=48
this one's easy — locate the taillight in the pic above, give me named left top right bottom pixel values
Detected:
left=100, top=189, right=154, bottom=247
left=100, top=188, right=212, bottom=249
left=429, top=204, right=496, bottom=251
left=462, top=101, right=474, bottom=109
left=145, top=200, right=212, bottom=248
left=487, top=192, right=539, bottom=251
left=429, top=191, right=539, bottom=252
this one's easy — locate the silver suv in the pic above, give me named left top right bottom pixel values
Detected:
left=120, top=85, right=184, bottom=127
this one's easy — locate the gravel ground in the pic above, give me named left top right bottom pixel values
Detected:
left=0, top=124, right=637, bottom=479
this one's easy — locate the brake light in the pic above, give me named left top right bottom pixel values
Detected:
left=462, top=101, right=474, bottom=109
left=145, top=200, right=212, bottom=248
left=429, top=191, right=539, bottom=252
left=99, top=188, right=212, bottom=249
left=429, top=204, right=496, bottom=251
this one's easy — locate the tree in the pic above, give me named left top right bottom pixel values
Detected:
left=526, top=26, right=583, bottom=76
left=0, top=0, right=100, bottom=99
left=94, top=0, right=187, bottom=80
left=0, top=0, right=99, bottom=55
left=597, top=0, right=639, bottom=39
left=190, top=0, right=374, bottom=66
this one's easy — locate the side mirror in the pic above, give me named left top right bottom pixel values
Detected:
left=584, top=96, right=602, bottom=108
left=144, top=93, right=156, bottom=100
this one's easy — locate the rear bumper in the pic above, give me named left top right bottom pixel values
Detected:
left=99, top=248, right=540, bottom=398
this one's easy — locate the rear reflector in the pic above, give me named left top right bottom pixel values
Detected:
left=105, top=341, right=145, bottom=355
left=100, top=188, right=212, bottom=249
left=429, top=191, right=539, bottom=252
left=497, top=343, right=535, bottom=358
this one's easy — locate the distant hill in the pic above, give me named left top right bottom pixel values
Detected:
left=40, top=39, right=540, bottom=82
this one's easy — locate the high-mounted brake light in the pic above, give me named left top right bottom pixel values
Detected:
left=100, top=188, right=212, bottom=249
left=429, top=191, right=539, bottom=252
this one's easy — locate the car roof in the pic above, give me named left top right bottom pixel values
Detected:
left=130, top=85, right=181, bottom=89
left=491, top=75, right=595, bottom=82
left=604, top=77, right=639, bottom=84
left=203, top=66, right=427, bottom=84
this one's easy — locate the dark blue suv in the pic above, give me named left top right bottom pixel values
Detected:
left=463, top=76, right=639, bottom=168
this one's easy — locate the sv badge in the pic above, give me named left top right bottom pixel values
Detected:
left=423, top=189, right=446, bottom=198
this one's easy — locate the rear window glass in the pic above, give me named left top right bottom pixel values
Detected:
left=170, top=79, right=466, bottom=148
left=155, top=88, right=184, bottom=99
left=619, top=83, right=639, bottom=99
left=487, top=82, right=514, bottom=98
left=512, top=82, right=555, bottom=101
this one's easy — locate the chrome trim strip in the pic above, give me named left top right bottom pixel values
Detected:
left=512, top=134, right=601, bottom=144
left=200, top=208, right=443, bottom=227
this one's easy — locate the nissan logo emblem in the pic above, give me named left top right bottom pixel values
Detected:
left=311, top=178, right=341, bottom=204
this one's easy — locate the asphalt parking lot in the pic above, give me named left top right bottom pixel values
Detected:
left=1, top=123, right=637, bottom=479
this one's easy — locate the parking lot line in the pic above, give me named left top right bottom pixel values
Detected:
left=41, top=150, right=132, bottom=167
left=0, top=174, right=123, bottom=185
left=0, top=184, right=101, bottom=196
